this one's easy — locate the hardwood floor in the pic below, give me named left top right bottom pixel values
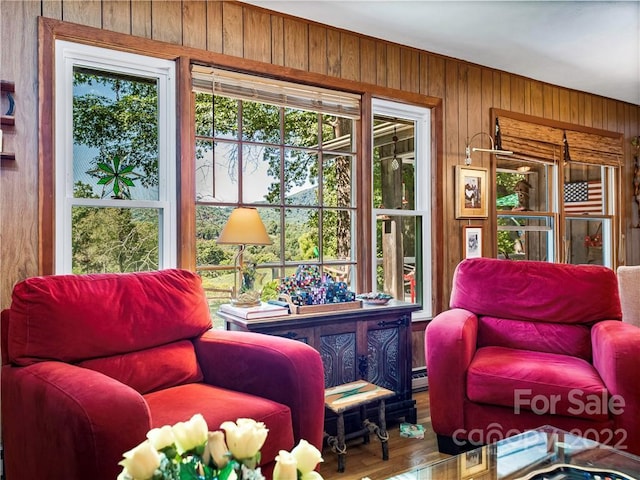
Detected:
left=318, top=389, right=450, bottom=480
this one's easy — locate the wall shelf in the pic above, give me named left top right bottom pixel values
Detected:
left=1, top=152, right=16, bottom=161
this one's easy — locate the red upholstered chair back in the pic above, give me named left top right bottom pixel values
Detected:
left=5, top=269, right=213, bottom=393
left=450, top=258, right=622, bottom=360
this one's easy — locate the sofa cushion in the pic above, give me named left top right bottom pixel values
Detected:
left=467, top=346, right=609, bottom=422
left=477, top=316, right=592, bottom=360
left=78, top=340, right=203, bottom=394
left=144, top=383, right=294, bottom=467
left=8, top=269, right=212, bottom=365
left=451, top=258, right=622, bottom=325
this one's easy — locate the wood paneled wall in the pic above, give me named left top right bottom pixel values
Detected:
left=1, top=0, right=639, bottom=315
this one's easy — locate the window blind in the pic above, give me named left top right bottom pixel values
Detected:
left=497, top=115, right=623, bottom=167
left=191, top=65, right=361, bottom=119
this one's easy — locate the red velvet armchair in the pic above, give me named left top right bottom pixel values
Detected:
left=1, top=269, right=325, bottom=480
left=426, top=258, right=640, bottom=455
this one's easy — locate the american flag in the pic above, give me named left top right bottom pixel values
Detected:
left=564, top=181, right=603, bottom=214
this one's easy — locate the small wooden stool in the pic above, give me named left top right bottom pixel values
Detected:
left=324, top=380, right=395, bottom=473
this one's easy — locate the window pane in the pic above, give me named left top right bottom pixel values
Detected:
left=284, top=149, right=318, bottom=206
left=323, top=153, right=354, bottom=207
left=285, top=208, right=318, bottom=262
left=242, top=144, right=281, bottom=204
left=213, top=95, right=238, bottom=139
left=497, top=160, right=550, bottom=212
left=242, top=100, right=280, bottom=143
left=322, top=209, right=353, bottom=261
left=563, top=163, right=604, bottom=215
left=376, top=214, right=420, bottom=301
left=372, top=118, right=414, bottom=210
left=284, top=108, right=319, bottom=147
left=566, top=218, right=607, bottom=265
left=497, top=215, right=553, bottom=261
left=198, top=141, right=238, bottom=203
left=195, top=92, right=214, bottom=137
left=322, top=115, right=354, bottom=153
left=73, top=67, right=159, bottom=201
left=72, top=206, right=159, bottom=273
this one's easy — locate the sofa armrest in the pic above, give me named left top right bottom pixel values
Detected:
left=194, top=330, right=325, bottom=450
left=426, top=308, right=479, bottom=437
left=1, top=362, right=151, bottom=480
left=592, top=320, right=640, bottom=455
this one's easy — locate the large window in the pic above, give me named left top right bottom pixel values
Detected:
left=54, top=41, right=176, bottom=273
left=372, top=99, right=432, bottom=317
left=192, top=67, right=360, bottom=300
left=495, top=112, right=620, bottom=266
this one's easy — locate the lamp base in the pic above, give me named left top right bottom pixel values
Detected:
left=231, top=290, right=262, bottom=308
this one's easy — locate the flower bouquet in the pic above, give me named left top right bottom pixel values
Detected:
left=118, top=414, right=323, bottom=480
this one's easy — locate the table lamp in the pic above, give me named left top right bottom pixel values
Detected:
left=216, top=207, right=272, bottom=307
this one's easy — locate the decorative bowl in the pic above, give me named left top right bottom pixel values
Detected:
left=357, top=292, right=393, bottom=305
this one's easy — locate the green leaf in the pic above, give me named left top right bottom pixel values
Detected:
left=112, top=154, right=121, bottom=171
left=97, top=177, right=113, bottom=185
left=97, top=162, right=114, bottom=173
left=122, top=177, right=135, bottom=187
left=119, top=165, right=135, bottom=174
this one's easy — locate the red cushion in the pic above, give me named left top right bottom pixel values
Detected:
left=8, top=269, right=212, bottom=365
left=477, top=316, right=592, bottom=360
left=451, top=258, right=622, bottom=325
left=467, top=346, right=609, bottom=422
left=78, top=341, right=203, bottom=394
left=144, top=383, right=294, bottom=466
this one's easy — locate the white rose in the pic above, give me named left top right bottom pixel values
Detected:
left=301, top=472, right=324, bottom=480
left=118, top=440, right=161, bottom=480
left=220, top=418, right=268, bottom=460
left=172, top=413, right=209, bottom=454
left=146, top=425, right=175, bottom=451
left=291, top=439, right=323, bottom=474
left=204, top=431, right=230, bottom=468
left=273, top=450, right=298, bottom=480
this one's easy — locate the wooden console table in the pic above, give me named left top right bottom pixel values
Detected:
left=219, top=300, right=421, bottom=426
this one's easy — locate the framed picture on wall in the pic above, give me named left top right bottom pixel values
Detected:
left=463, top=225, right=483, bottom=259
left=455, top=165, right=489, bottom=218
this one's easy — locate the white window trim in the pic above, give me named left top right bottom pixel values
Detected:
left=54, top=41, right=177, bottom=273
left=371, top=98, right=432, bottom=319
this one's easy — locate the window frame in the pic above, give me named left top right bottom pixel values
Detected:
left=53, top=40, right=177, bottom=274
left=372, top=98, right=432, bottom=318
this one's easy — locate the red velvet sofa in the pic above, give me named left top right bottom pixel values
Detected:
left=426, top=258, right=640, bottom=455
left=1, top=269, right=325, bottom=480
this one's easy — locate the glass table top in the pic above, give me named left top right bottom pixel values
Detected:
left=388, top=426, right=640, bottom=479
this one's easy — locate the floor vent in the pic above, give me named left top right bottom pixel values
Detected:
left=412, top=367, right=428, bottom=391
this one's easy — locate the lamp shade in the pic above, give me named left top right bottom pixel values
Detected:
left=217, top=207, right=272, bottom=245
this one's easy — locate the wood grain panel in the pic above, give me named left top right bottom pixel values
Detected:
left=427, top=55, right=445, bottom=99
left=511, top=76, right=525, bottom=114
left=418, top=52, right=429, bottom=95
left=270, top=14, right=284, bottom=66
left=385, top=44, right=400, bottom=90
left=102, top=1, right=131, bottom=34
left=1, top=0, right=41, bottom=306
left=500, top=72, right=510, bottom=111
left=42, top=0, right=62, bottom=20
left=559, top=88, right=571, bottom=123
left=400, top=47, right=419, bottom=94
left=570, top=91, right=580, bottom=124
left=340, top=32, right=360, bottom=82
left=375, top=41, right=387, bottom=87
left=283, top=17, right=308, bottom=70
left=205, top=0, right=222, bottom=53
left=182, top=1, right=207, bottom=50
left=308, top=24, right=327, bottom=75
left=327, top=29, right=340, bottom=78
left=359, top=37, right=376, bottom=85
left=243, top=8, right=271, bottom=63
left=151, top=0, right=182, bottom=44
left=62, top=0, right=101, bottom=27
left=530, top=80, right=544, bottom=117
left=222, top=1, right=243, bottom=57
left=131, top=0, right=151, bottom=38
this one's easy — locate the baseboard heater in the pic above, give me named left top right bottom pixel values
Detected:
left=412, top=367, right=428, bottom=391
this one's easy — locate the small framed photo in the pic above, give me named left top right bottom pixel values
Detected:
left=463, top=225, right=483, bottom=259
left=455, top=165, right=489, bottom=219
left=460, top=447, right=488, bottom=477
